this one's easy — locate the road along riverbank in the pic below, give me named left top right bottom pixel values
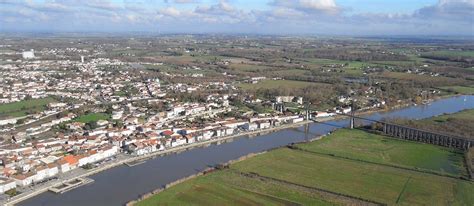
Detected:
left=16, top=95, right=474, bottom=206
left=6, top=120, right=311, bottom=206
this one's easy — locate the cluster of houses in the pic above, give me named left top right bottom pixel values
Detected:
left=120, top=114, right=305, bottom=156
left=0, top=136, right=119, bottom=193
left=0, top=100, right=304, bottom=193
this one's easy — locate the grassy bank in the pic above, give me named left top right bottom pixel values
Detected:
left=296, top=129, right=467, bottom=177
left=136, top=170, right=343, bottom=206
left=137, top=129, right=473, bottom=206
left=439, top=86, right=474, bottom=95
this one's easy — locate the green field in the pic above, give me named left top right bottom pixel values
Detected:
left=440, top=86, right=474, bottom=95
left=229, top=64, right=271, bottom=72
left=428, top=109, right=474, bottom=122
left=239, top=80, right=325, bottom=90
left=137, top=170, right=343, bottom=206
left=232, top=148, right=472, bottom=205
left=0, top=97, right=55, bottom=118
left=138, top=129, right=473, bottom=206
left=73, top=113, right=110, bottom=123
left=423, top=50, right=474, bottom=58
left=296, top=129, right=467, bottom=177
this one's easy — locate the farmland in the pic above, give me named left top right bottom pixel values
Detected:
left=296, top=129, right=467, bottom=177
left=136, top=170, right=345, bottom=206
left=440, top=86, right=474, bottom=95
left=422, top=50, right=474, bottom=58
left=239, top=80, right=327, bottom=90
left=232, top=148, right=472, bottom=205
left=138, top=129, right=473, bottom=206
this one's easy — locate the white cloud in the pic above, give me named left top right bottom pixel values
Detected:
left=414, top=0, right=474, bottom=21
left=159, top=7, right=182, bottom=17
left=173, top=0, right=200, bottom=3
left=0, top=0, right=472, bottom=35
left=271, top=0, right=340, bottom=14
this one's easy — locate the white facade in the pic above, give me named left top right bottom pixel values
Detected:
left=0, top=178, right=16, bottom=194
left=290, top=117, right=304, bottom=123
left=257, top=121, right=271, bottom=129
left=243, top=122, right=258, bottom=131
left=59, top=162, right=71, bottom=173
left=22, top=50, right=35, bottom=59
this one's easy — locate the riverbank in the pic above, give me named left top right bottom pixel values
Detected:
left=6, top=120, right=311, bottom=206
left=14, top=95, right=474, bottom=206
left=133, top=128, right=474, bottom=206
left=0, top=101, right=425, bottom=205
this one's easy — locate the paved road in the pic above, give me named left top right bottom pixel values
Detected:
left=3, top=119, right=310, bottom=206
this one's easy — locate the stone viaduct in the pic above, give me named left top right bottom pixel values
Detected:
left=382, top=123, right=472, bottom=151
left=345, top=114, right=473, bottom=151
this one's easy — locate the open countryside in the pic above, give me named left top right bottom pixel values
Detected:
left=137, top=125, right=474, bottom=206
left=1, top=0, right=474, bottom=205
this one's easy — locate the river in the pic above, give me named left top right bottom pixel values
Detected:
left=19, top=95, right=474, bottom=206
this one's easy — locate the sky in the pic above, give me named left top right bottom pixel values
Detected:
left=0, top=0, right=473, bottom=35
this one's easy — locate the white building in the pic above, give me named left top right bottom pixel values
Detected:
left=257, top=121, right=271, bottom=129
left=243, top=122, right=258, bottom=131
left=289, top=117, right=304, bottom=123
left=0, top=178, right=16, bottom=194
left=22, top=49, right=35, bottom=59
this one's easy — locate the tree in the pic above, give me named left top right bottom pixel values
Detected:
left=84, top=121, right=98, bottom=130
left=16, top=119, right=25, bottom=125
left=414, top=96, right=423, bottom=104
left=5, top=188, right=18, bottom=197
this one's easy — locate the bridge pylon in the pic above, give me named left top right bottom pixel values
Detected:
left=350, top=115, right=355, bottom=129
left=349, top=102, right=356, bottom=129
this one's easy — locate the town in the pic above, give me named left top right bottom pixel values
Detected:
left=0, top=44, right=362, bottom=202
left=2, top=0, right=474, bottom=205
left=0, top=35, right=473, bottom=205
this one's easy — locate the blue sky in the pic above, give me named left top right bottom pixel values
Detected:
left=0, top=0, right=473, bottom=35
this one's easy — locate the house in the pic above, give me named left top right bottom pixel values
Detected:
left=275, top=96, right=294, bottom=103
left=63, top=155, right=79, bottom=170
left=256, top=121, right=271, bottom=129
left=202, top=130, right=214, bottom=141
left=336, top=107, right=352, bottom=114
left=289, top=117, right=304, bottom=123
left=243, top=122, right=258, bottom=131
left=96, top=120, right=109, bottom=127
left=57, top=159, right=71, bottom=173
left=171, top=135, right=187, bottom=147
left=185, top=134, right=195, bottom=144
left=69, top=122, right=85, bottom=130
left=34, top=166, right=49, bottom=182
left=0, top=177, right=16, bottom=194
left=161, top=130, right=174, bottom=137
left=222, top=119, right=247, bottom=129
left=12, top=172, right=35, bottom=187
left=224, top=127, right=234, bottom=135
left=314, top=111, right=336, bottom=118
left=124, top=142, right=157, bottom=156
left=214, top=127, right=226, bottom=137
left=112, top=111, right=124, bottom=120
left=47, top=163, right=59, bottom=177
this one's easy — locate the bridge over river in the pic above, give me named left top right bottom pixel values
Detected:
left=18, top=95, right=474, bottom=206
